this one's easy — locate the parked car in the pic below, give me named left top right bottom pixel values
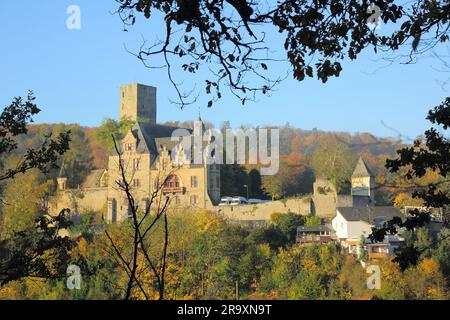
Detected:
left=230, top=196, right=248, bottom=206
left=218, top=197, right=233, bottom=206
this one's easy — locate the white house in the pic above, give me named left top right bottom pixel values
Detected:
left=332, top=206, right=404, bottom=255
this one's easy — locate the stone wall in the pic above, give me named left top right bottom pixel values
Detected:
left=49, top=187, right=108, bottom=216
left=216, top=197, right=312, bottom=222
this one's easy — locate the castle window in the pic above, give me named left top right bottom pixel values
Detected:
left=160, top=175, right=182, bottom=194
left=127, top=204, right=133, bottom=219
left=125, top=143, right=133, bottom=151
left=142, top=198, right=151, bottom=212
left=133, top=159, right=141, bottom=170
left=111, top=199, right=117, bottom=223
left=190, top=195, right=198, bottom=205
left=191, top=176, right=198, bottom=188
left=175, top=196, right=181, bottom=205
left=164, top=175, right=180, bottom=188
left=133, top=179, right=140, bottom=187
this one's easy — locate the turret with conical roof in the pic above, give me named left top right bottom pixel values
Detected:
left=351, top=157, right=375, bottom=206
left=352, top=157, right=374, bottom=178
left=57, top=161, right=68, bottom=191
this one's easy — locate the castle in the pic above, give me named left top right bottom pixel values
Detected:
left=51, top=83, right=221, bottom=222
left=51, top=83, right=376, bottom=224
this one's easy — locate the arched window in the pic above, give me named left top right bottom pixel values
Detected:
left=159, top=175, right=183, bottom=194
left=164, top=175, right=180, bottom=188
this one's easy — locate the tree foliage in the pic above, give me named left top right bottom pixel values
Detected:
left=0, top=211, right=74, bottom=287
left=0, top=93, right=73, bottom=288
left=95, top=117, right=135, bottom=152
left=0, top=92, right=70, bottom=182
left=371, top=97, right=450, bottom=269
left=115, top=0, right=449, bottom=107
left=310, top=137, right=356, bottom=193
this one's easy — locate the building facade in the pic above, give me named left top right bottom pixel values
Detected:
left=51, top=83, right=221, bottom=222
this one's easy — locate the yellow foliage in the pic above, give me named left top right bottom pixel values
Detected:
left=196, top=210, right=223, bottom=235
left=393, top=193, right=423, bottom=208
left=381, top=258, right=405, bottom=287
left=419, top=258, right=440, bottom=275
left=0, top=286, right=16, bottom=300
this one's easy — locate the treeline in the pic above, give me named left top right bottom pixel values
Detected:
left=0, top=210, right=448, bottom=300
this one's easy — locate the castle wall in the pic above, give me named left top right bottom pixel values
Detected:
left=49, top=187, right=108, bottom=216
left=216, top=197, right=311, bottom=222
left=312, top=178, right=338, bottom=219
left=310, top=179, right=354, bottom=219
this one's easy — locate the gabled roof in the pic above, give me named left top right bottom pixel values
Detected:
left=134, top=122, right=190, bottom=154
left=124, top=121, right=215, bottom=169
left=81, top=169, right=106, bottom=189
left=336, top=206, right=403, bottom=223
left=352, top=157, right=374, bottom=178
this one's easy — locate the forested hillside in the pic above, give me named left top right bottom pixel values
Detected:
left=1, top=209, right=448, bottom=300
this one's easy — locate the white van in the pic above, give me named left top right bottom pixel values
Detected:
left=230, top=197, right=248, bottom=206
left=219, top=197, right=233, bottom=206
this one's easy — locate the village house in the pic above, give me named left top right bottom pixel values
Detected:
left=364, top=235, right=405, bottom=260
left=296, top=225, right=333, bottom=245
left=332, top=206, right=404, bottom=256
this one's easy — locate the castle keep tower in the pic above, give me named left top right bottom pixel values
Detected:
left=351, top=157, right=375, bottom=207
left=120, top=83, right=157, bottom=124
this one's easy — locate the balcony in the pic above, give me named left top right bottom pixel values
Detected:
left=162, top=186, right=185, bottom=194
left=296, top=234, right=331, bottom=245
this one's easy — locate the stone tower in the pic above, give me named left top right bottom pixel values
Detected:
left=120, top=83, right=157, bottom=124
left=351, top=157, right=375, bottom=207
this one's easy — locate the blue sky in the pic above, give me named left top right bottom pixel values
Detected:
left=0, top=0, right=448, bottom=139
